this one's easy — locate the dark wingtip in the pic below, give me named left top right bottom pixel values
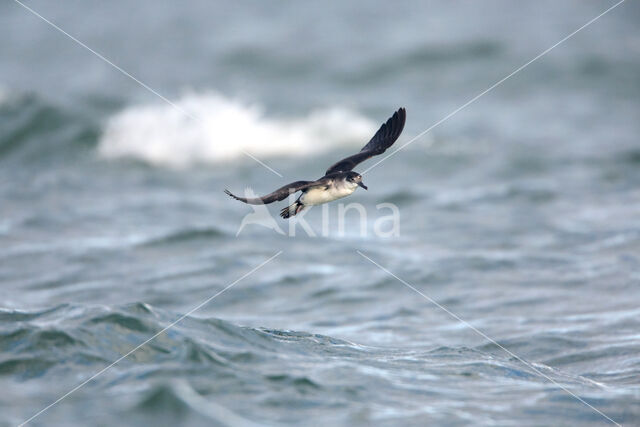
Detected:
left=224, top=189, right=237, bottom=199
left=396, top=107, right=406, bottom=126
left=387, top=107, right=406, bottom=141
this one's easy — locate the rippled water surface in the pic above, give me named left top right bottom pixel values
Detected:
left=1, top=1, right=639, bottom=425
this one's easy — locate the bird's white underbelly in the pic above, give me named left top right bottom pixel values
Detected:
left=301, top=185, right=355, bottom=206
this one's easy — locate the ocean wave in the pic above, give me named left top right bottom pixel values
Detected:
left=138, top=226, right=226, bottom=248
left=0, top=302, right=363, bottom=380
left=0, top=86, right=7, bottom=106
left=0, top=93, right=97, bottom=163
left=3, top=302, right=632, bottom=425
left=130, top=381, right=260, bottom=426
left=2, top=302, right=608, bottom=386
left=97, top=93, right=376, bottom=167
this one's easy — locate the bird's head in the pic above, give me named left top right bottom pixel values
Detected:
left=346, top=172, right=367, bottom=190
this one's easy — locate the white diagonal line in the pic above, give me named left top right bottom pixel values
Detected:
left=242, top=151, right=283, bottom=178
left=357, top=250, right=621, bottom=426
left=362, top=0, right=626, bottom=175
left=18, top=251, right=282, bottom=427
left=12, top=0, right=283, bottom=178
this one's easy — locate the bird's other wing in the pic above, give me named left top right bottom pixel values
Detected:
left=224, top=180, right=315, bottom=205
left=325, top=107, right=406, bottom=175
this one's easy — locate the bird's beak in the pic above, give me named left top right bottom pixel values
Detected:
left=358, top=181, right=368, bottom=190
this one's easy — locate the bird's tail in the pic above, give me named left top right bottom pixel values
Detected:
left=280, top=201, right=305, bottom=219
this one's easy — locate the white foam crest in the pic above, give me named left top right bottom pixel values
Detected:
left=98, top=93, right=376, bottom=167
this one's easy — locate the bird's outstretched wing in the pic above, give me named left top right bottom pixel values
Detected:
left=325, top=107, right=406, bottom=175
left=224, top=180, right=315, bottom=205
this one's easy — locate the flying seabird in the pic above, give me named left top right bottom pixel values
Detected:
left=225, top=107, right=406, bottom=218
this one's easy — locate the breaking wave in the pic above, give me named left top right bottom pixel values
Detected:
left=97, top=93, right=376, bottom=167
